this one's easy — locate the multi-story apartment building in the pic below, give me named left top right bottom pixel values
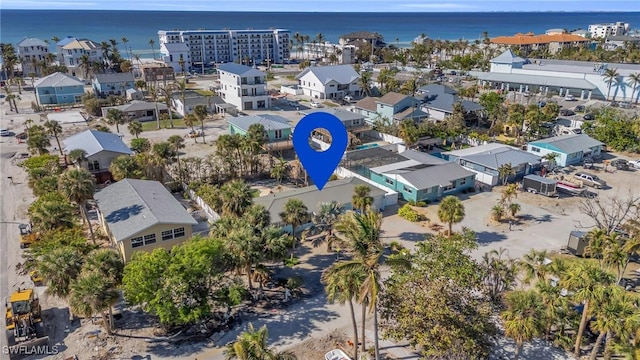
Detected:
left=217, top=63, right=269, bottom=111
left=157, top=29, right=290, bottom=70
left=302, top=42, right=356, bottom=64
left=61, top=38, right=104, bottom=78
left=16, top=37, right=50, bottom=76
left=491, top=32, right=591, bottom=55
left=588, top=22, right=630, bottom=39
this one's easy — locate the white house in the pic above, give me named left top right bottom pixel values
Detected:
left=217, top=63, right=269, bottom=111
left=160, top=42, right=191, bottom=73
left=61, top=38, right=104, bottom=78
left=295, top=65, right=361, bottom=100
left=17, top=37, right=49, bottom=76
left=55, top=36, right=76, bottom=64
left=171, top=91, right=226, bottom=117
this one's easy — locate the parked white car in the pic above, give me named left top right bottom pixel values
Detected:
left=564, top=95, right=576, bottom=101
left=630, top=159, right=640, bottom=169
left=310, top=100, right=322, bottom=108
left=0, top=129, right=11, bottom=137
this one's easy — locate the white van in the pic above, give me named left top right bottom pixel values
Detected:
left=343, top=95, right=354, bottom=103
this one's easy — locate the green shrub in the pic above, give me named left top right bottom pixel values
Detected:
left=284, top=255, right=301, bottom=268
left=398, top=204, right=422, bottom=222
left=329, top=174, right=338, bottom=181
left=415, top=201, right=427, bottom=207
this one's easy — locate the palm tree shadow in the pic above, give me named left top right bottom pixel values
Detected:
left=104, top=204, right=145, bottom=223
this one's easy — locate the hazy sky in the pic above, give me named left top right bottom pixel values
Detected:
left=2, top=0, right=640, bottom=12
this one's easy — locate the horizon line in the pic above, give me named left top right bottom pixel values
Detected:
left=2, top=9, right=639, bottom=13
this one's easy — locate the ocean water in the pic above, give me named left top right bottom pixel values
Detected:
left=1, top=10, right=639, bottom=58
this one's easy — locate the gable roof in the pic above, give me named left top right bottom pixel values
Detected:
left=296, top=65, right=359, bottom=85
left=418, top=84, right=458, bottom=96
left=34, top=72, right=84, bottom=88
left=217, top=63, right=265, bottom=76
left=17, top=37, right=48, bottom=48
left=94, top=72, right=135, bottom=84
left=393, top=107, right=428, bottom=121
left=370, top=150, right=448, bottom=174
left=106, top=100, right=167, bottom=112
left=62, top=39, right=100, bottom=51
left=423, top=93, right=484, bottom=114
left=56, top=36, right=76, bottom=47
left=253, top=177, right=386, bottom=224
left=529, top=134, right=604, bottom=154
left=227, top=114, right=291, bottom=132
left=395, top=162, right=475, bottom=190
left=377, top=92, right=409, bottom=106
left=461, top=147, right=541, bottom=170
left=62, top=130, right=133, bottom=157
left=94, top=179, right=197, bottom=241
left=490, top=49, right=526, bottom=64
left=354, top=96, right=377, bottom=112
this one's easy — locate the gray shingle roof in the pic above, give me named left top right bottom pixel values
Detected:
left=354, top=97, right=377, bottom=112
left=108, top=100, right=167, bottom=112
left=227, top=114, right=291, bottom=132
left=443, top=143, right=512, bottom=158
left=301, top=108, right=365, bottom=122
left=62, top=130, right=133, bottom=157
left=296, top=65, right=359, bottom=85
left=530, top=134, right=604, bottom=154
left=461, top=147, right=541, bottom=170
left=34, top=72, right=84, bottom=88
left=377, top=92, right=409, bottom=106
left=491, top=49, right=526, bottom=64
left=423, top=93, right=484, bottom=114
left=473, top=72, right=598, bottom=90
left=393, top=107, right=428, bottom=120
left=217, top=63, right=265, bottom=76
left=94, top=179, right=197, bottom=242
left=418, top=84, right=458, bottom=95
left=253, top=177, right=386, bottom=224
left=17, top=37, right=48, bottom=48
left=396, top=162, right=475, bottom=190
left=94, top=72, right=135, bottom=84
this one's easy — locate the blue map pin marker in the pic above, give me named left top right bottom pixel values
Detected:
left=292, top=112, right=348, bottom=191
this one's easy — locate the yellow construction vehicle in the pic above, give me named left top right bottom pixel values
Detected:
left=18, top=223, right=39, bottom=249
left=5, top=288, right=49, bottom=355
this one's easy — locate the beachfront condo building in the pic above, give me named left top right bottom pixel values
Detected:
left=217, top=63, right=269, bottom=111
left=588, top=22, right=630, bottom=39
left=16, top=37, right=50, bottom=76
left=157, top=29, right=290, bottom=70
left=302, top=42, right=356, bottom=64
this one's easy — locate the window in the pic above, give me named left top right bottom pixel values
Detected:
left=144, top=234, right=157, bottom=245
left=161, top=230, right=173, bottom=241
left=131, top=236, right=144, bottom=248
left=274, top=129, right=283, bottom=139
left=162, top=227, right=186, bottom=241
left=403, top=186, right=413, bottom=194
left=174, top=227, right=185, bottom=238
left=88, top=160, right=100, bottom=171
left=531, top=147, right=541, bottom=153
left=442, top=184, right=455, bottom=192
left=385, top=177, right=394, bottom=185
left=459, top=178, right=467, bottom=185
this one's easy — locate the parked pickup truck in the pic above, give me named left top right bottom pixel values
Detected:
left=574, top=172, right=606, bottom=189
left=609, top=159, right=630, bottom=171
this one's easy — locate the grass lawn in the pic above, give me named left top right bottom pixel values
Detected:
left=141, top=118, right=189, bottom=131
left=285, top=75, right=296, bottom=80
left=194, top=89, right=215, bottom=96
left=322, top=102, right=339, bottom=107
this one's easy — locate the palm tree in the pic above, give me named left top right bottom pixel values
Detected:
left=225, top=323, right=297, bottom=360
left=128, top=120, right=143, bottom=138
left=35, top=247, right=84, bottom=299
left=501, top=290, right=546, bottom=360
left=311, top=201, right=346, bottom=251
left=148, top=39, right=156, bottom=60
left=69, top=271, right=119, bottom=334
left=160, top=85, right=176, bottom=128
left=58, top=168, right=97, bottom=244
left=121, top=37, right=129, bottom=60
left=589, top=285, right=637, bottom=360
left=352, top=184, right=373, bottom=213
left=67, top=149, right=88, bottom=169
left=561, top=262, right=615, bottom=359
left=279, top=198, right=309, bottom=249
left=43, top=119, right=64, bottom=157
left=168, top=134, right=185, bottom=178
left=194, top=104, right=208, bottom=143
left=437, top=195, right=465, bottom=238
left=603, top=68, right=620, bottom=101
left=270, top=158, right=288, bottom=184
left=322, top=263, right=366, bottom=360
left=220, top=180, right=255, bottom=217
left=541, top=152, right=559, bottom=169
left=627, top=72, right=640, bottom=104
left=520, top=249, right=550, bottom=285
left=498, top=163, right=516, bottom=185
left=585, top=227, right=608, bottom=268
left=359, top=71, right=372, bottom=97
left=508, top=203, right=521, bottom=218
left=79, top=54, right=91, bottom=79
left=333, top=210, right=384, bottom=360
left=603, top=233, right=628, bottom=283
left=106, top=108, right=125, bottom=133
left=183, top=114, right=198, bottom=143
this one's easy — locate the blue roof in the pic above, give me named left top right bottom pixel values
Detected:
left=529, top=134, right=604, bottom=154
left=63, top=130, right=133, bottom=157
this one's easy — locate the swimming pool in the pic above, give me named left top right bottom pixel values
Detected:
left=356, top=143, right=380, bottom=150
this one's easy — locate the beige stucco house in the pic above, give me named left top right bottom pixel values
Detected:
left=94, top=179, right=198, bottom=262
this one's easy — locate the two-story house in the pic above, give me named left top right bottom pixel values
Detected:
left=63, top=130, right=133, bottom=183
left=34, top=72, right=85, bottom=105
left=171, top=91, right=226, bottom=117
left=61, top=38, right=104, bottom=78
left=217, top=63, right=269, bottom=111
left=354, top=92, right=427, bottom=124
left=227, top=114, right=293, bottom=150
left=17, top=37, right=50, bottom=76
left=416, top=84, right=484, bottom=122
left=93, top=72, right=135, bottom=97
left=295, top=65, right=361, bottom=100
left=160, top=42, right=191, bottom=73
left=55, top=36, right=76, bottom=64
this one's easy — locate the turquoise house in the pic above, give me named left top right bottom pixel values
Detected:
left=527, top=134, right=604, bottom=167
left=34, top=72, right=85, bottom=105
left=227, top=114, right=293, bottom=150
left=344, top=146, right=476, bottom=202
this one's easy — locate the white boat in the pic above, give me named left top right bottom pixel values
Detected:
left=325, top=349, right=352, bottom=360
